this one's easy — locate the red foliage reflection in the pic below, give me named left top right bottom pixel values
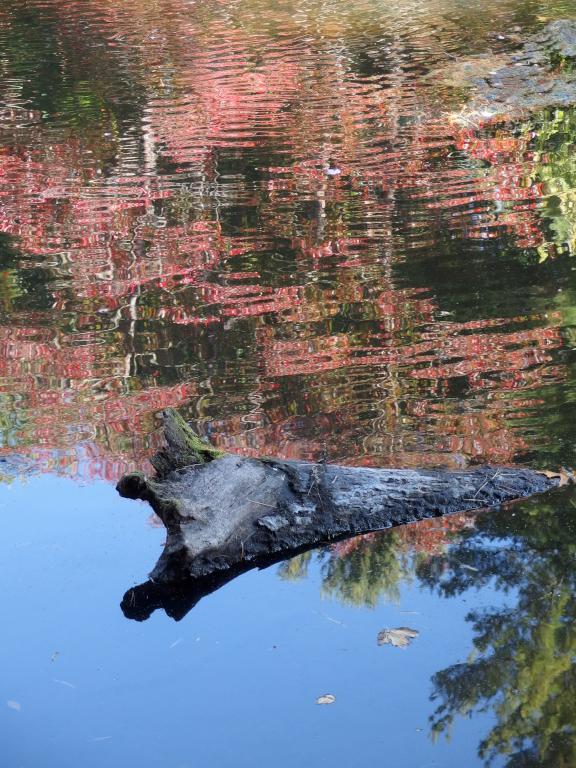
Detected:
left=0, top=0, right=569, bottom=480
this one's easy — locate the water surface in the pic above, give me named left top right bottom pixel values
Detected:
left=2, top=1, right=576, bottom=765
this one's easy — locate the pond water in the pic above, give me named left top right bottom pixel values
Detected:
left=2, top=0, right=576, bottom=765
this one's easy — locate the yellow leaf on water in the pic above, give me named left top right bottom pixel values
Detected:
left=537, top=245, right=549, bottom=263
left=541, top=469, right=575, bottom=487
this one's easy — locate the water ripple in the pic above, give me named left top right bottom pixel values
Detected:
left=0, top=0, right=574, bottom=478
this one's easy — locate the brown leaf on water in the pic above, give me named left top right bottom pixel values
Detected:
left=377, top=627, right=419, bottom=648
left=316, top=694, right=336, bottom=705
left=541, top=469, right=575, bottom=487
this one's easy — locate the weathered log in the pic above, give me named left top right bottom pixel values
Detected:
left=117, top=409, right=564, bottom=587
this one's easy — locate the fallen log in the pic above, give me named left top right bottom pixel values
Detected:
left=117, top=409, right=564, bottom=587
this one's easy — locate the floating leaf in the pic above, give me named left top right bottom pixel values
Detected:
left=541, top=469, right=575, bottom=487
left=538, top=245, right=549, bottom=263
left=316, top=694, right=336, bottom=705
left=377, top=627, right=419, bottom=648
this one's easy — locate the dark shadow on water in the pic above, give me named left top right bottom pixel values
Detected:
left=121, top=573, right=238, bottom=622
left=121, top=535, right=362, bottom=621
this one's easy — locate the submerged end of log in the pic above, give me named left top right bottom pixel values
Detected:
left=117, top=410, right=568, bottom=585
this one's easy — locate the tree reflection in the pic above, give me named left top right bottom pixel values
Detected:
left=277, top=513, right=476, bottom=607
left=415, top=487, right=576, bottom=766
left=320, top=531, right=412, bottom=607
left=0, top=0, right=575, bottom=482
left=278, top=531, right=412, bottom=606
left=277, top=490, right=576, bottom=764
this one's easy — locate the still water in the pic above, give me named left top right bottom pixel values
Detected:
left=2, top=0, right=576, bottom=765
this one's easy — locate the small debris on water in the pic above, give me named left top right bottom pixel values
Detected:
left=7, top=700, right=21, bottom=712
left=321, top=613, right=346, bottom=626
left=53, top=678, right=76, bottom=689
left=377, top=627, right=419, bottom=648
left=316, top=694, right=336, bottom=705
left=51, top=651, right=60, bottom=662
left=325, top=157, right=341, bottom=176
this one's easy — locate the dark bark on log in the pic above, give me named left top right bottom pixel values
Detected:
left=118, top=409, right=563, bottom=592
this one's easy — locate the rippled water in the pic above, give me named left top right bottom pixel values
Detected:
left=3, top=1, right=576, bottom=766
left=0, top=0, right=575, bottom=477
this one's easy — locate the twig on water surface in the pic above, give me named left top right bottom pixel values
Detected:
left=246, top=499, right=276, bottom=508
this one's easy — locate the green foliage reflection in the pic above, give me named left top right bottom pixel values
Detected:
left=277, top=532, right=412, bottom=607
left=529, top=108, right=576, bottom=260
left=417, top=488, right=576, bottom=766
left=320, top=532, right=412, bottom=608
